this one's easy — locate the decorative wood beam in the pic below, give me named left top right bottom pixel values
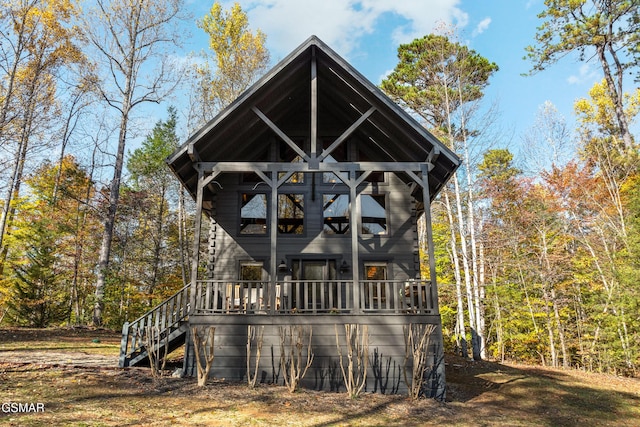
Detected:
left=354, top=170, right=372, bottom=187
left=310, top=46, right=318, bottom=158
left=252, top=106, right=310, bottom=162
left=253, top=170, right=273, bottom=187
left=276, top=170, right=295, bottom=187
left=189, top=169, right=205, bottom=314
left=349, top=170, right=361, bottom=314
left=426, top=146, right=440, bottom=172
left=318, top=106, right=376, bottom=162
left=269, top=175, right=279, bottom=315
left=420, top=163, right=439, bottom=313
left=404, top=170, right=423, bottom=188
left=199, top=161, right=434, bottom=173
left=188, top=144, right=201, bottom=162
left=202, top=171, right=222, bottom=189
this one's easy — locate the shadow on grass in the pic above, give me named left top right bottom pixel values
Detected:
left=445, top=356, right=640, bottom=426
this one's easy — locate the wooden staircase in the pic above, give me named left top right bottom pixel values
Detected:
left=118, top=285, right=191, bottom=368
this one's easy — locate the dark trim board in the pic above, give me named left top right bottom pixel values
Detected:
left=184, top=314, right=446, bottom=398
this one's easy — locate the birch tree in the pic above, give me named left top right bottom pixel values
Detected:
left=381, top=33, right=498, bottom=360
left=84, top=0, right=186, bottom=326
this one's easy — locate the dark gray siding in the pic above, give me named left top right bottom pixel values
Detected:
left=209, top=172, right=420, bottom=281
left=185, top=314, right=445, bottom=398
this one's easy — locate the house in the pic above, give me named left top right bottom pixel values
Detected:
left=118, top=36, right=460, bottom=398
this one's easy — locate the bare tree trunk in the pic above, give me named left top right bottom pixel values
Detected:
left=192, top=326, right=216, bottom=386
left=542, top=286, right=557, bottom=367
left=88, top=0, right=184, bottom=325
left=550, top=287, right=568, bottom=368
left=596, top=44, right=633, bottom=150
left=94, top=103, right=130, bottom=325
left=452, top=173, right=479, bottom=360
left=0, top=80, right=37, bottom=273
left=444, top=191, right=468, bottom=358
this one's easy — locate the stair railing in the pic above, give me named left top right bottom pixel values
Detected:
left=119, top=284, right=191, bottom=367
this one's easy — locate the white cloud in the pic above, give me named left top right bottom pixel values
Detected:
left=567, top=63, right=598, bottom=85
left=472, top=17, right=491, bottom=36
left=231, top=0, right=468, bottom=60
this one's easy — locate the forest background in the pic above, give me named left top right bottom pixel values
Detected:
left=0, top=0, right=639, bottom=378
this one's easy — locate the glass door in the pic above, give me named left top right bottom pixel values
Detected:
left=290, top=259, right=337, bottom=312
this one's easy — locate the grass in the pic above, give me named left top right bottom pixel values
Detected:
left=1, top=328, right=640, bottom=426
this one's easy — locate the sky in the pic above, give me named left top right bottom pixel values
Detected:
left=175, top=0, right=610, bottom=164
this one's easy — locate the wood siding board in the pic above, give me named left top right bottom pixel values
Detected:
left=186, top=314, right=444, bottom=396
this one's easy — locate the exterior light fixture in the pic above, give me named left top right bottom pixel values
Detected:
left=278, top=260, right=288, bottom=272
left=340, top=260, right=350, bottom=273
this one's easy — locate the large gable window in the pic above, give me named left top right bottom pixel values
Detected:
left=361, top=194, right=387, bottom=235
left=240, top=193, right=267, bottom=235
left=278, top=194, right=304, bottom=234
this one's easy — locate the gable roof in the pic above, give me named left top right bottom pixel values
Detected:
left=167, top=35, right=460, bottom=200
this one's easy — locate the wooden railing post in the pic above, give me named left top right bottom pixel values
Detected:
left=118, top=322, right=130, bottom=368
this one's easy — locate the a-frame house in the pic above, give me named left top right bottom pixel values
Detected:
left=119, top=36, right=460, bottom=398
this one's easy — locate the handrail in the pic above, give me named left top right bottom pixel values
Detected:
left=192, top=279, right=435, bottom=315
left=119, top=284, right=191, bottom=367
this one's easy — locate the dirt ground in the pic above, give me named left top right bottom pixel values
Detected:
left=1, top=328, right=640, bottom=426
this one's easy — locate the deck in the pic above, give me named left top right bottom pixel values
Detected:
left=119, top=279, right=445, bottom=397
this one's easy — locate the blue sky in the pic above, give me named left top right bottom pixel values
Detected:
left=178, top=0, right=609, bottom=162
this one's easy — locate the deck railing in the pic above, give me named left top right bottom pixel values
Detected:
left=119, top=284, right=191, bottom=367
left=193, top=279, right=435, bottom=315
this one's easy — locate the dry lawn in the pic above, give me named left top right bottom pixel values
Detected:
left=1, top=328, right=639, bottom=426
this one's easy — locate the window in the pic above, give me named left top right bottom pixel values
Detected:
left=278, top=149, right=305, bottom=183
left=361, top=194, right=387, bottom=235
left=322, top=154, right=348, bottom=184
left=323, top=194, right=349, bottom=234
left=278, top=194, right=304, bottom=234
left=240, top=193, right=267, bottom=235
left=240, top=262, right=264, bottom=280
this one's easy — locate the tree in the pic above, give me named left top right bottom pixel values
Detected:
left=83, top=0, right=186, bottom=326
left=382, top=33, right=498, bottom=360
left=526, top=0, right=639, bottom=149
left=522, top=101, right=572, bottom=174
left=0, top=0, right=84, bottom=272
left=189, top=1, right=270, bottom=128
left=381, top=34, right=497, bottom=135
left=127, top=107, right=182, bottom=305
left=3, top=156, right=99, bottom=326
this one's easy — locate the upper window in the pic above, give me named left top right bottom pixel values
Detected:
left=323, top=194, right=349, bottom=234
left=278, top=194, right=304, bottom=234
left=361, top=194, right=387, bottom=235
left=240, top=193, right=267, bottom=235
left=279, top=143, right=305, bottom=184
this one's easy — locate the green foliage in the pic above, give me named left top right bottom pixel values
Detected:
left=525, top=0, right=639, bottom=77
left=5, top=217, right=69, bottom=327
left=128, top=106, right=179, bottom=187
left=1, top=156, right=100, bottom=327
left=381, top=33, right=498, bottom=131
left=191, top=1, right=270, bottom=123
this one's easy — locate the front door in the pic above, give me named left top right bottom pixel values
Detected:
left=290, top=259, right=337, bottom=312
